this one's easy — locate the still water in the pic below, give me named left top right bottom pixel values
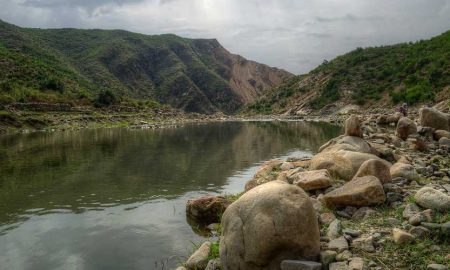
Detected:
left=0, top=121, right=341, bottom=270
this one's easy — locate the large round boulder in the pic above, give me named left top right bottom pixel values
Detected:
left=396, top=117, right=417, bottom=140
left=419, top=107, right=450, bottom=131
left=319, top=136, right=371, bottom=154
left=354, top=159, right=392, bottom=183
left=344, top=115, right=363, bottom=138
left=220, top=181, right=320, bottom=270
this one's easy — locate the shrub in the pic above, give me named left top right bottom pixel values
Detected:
left=95, top=90, right=118, bottom=107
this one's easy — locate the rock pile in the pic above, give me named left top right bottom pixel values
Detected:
left=181, top=109, right=450, bottom=270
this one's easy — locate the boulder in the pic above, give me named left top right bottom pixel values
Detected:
left=414, top=187, right=450, bottom=212
left=322, top=176, right=386, bottom=208
left=186, top=241, right=211, bottom=270
left=290, top=169, right=332, bottom=191
left=390, top=163, right=419, bottom=181
left=319, top=136, right=371, bottom=154
left=245, top=160, right=284, bottom=191
left=439, top=137, right=450, bottom=147
left=354, top=159, right=392, bottom=184
left=376, top=113, right=401, bottom=125
left=434, top=130, right=450, bottom=140
left=311, top=150, right=390, bottom=181
left=186, top=195, right=231, bottom=224
left=419, top=107, right=450, bottom=131
left=396, top=117, right=417, bottom=140
left=392, top=228, right=414, bottom=245
left=344, top=115, right=363, bottom=138
left=310, top=152, right=354, bottom=180
left=220, top=181, right=320, bottom=270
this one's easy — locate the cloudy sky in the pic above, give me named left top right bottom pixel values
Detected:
left=1, top=0, right=449, bottom=74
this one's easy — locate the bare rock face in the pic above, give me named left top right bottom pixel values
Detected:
left=220, top=181, right=320, bottom=270
left=396, top=117, right=417, bottom=140
left=419, top=107, right=450, bottom=131
left=344, top=115, right=363, bottom=138
left=186, top=195, right=231, bottom=224
left=354, top=159, right=392, bottom=184
left=290, top=169, right=332, bottom=191
left=322, top=176, right=386, bottom=208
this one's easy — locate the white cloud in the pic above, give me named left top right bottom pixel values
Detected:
left=0, top=0, right=449, bottom=73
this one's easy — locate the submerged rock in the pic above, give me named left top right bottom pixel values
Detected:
left=220, top=181, right=320, bottom=270
left=186, top=195, right=231, bottom=224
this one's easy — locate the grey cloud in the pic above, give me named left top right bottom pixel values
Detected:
left=1, top=0, right=449, bottom=73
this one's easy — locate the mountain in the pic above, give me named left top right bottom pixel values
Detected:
left=247, top=30, right=450, bottom=115
left=0, top=20, right=292, bottom=114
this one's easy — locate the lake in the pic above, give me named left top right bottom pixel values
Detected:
left=0, top=121, right=341, bottom=270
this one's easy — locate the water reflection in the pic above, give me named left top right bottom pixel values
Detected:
left=0, top=121, right=341, bottom=270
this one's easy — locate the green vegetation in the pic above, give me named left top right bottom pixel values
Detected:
left=247, top=30, right=450, bottom=113
left=0, top=20, right=248, bottom=113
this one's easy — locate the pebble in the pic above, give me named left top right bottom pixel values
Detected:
left=320, top=250, right=337, bottom=267
left=280, top=260, right=322, bottom=270
left=343, top=228, right=360, bottom=238
left=427, top=264, right=448, bottom=270
left=327, top=236, right=349, bottom=253
left=392, top=228, right=414, bottom=245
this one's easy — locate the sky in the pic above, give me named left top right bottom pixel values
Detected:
left=1, top=0, right=449, bottom=74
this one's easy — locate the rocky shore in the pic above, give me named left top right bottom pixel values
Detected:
left=182, top=107, right=450, bottom=270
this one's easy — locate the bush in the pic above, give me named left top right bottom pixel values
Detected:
left=95, top=90, right=118, bottom=107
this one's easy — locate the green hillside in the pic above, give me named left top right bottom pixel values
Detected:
left=248, top=30, right=450, bottom=114
left=0, top=20, right=290, bottom=114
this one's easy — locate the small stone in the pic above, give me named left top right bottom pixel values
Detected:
left=429, top=245, right=441, bottom=252
left=352, top=207, right=376, bottom=220
left=392, top=228, right=414, bottom=245
left=441, top=221, right=450, bottom=235
left=280, top=260, right=322, bottom=270
left=336, top=211, right=352, bottom=219
left=387, top=217, right=401, bottom=225
left=343, top=229, right=361, bottom=238
left=402, top=203, right=420, bottom=219
left=421, top=222, right=442, bottom=230
left=408, top=213, right=425, bottom=226
left=320, top=250, right=337, bottom=268
left=328, top=236, right=349, bottom=253
left=421, top=209, right=435, bottom=222
left=409, top=226, right=430, bottom=238
left=175, top=267, right=187, bottom=270
left=348, top=257, right=366, bottom=270
left=329, top=262, right=349, bottom=270
left=386, top=192, right=403, bottom=204
left=427, top=264, right=448, bottom=270
left=185, top=242, right=211, bottom=270
left=327, top=219, right=342, bottom=239
left=368, top=260, right=377, bottom=267
left=336, top=250, right=352, bottom=262
left=321, top=212, right=337, bottom=225
left=205, top=258, right=221, bottom=270
left=351, top=235, right=375, bottom=252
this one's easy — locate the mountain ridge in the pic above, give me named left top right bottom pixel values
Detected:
left=247, top=30, right=450, bottom=115
left=0, top=19, right=293, bottom=114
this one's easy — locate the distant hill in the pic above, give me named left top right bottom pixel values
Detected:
left=0, top=20, right=292, bottom=114
left=247, top=30, right=450, bottom=115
